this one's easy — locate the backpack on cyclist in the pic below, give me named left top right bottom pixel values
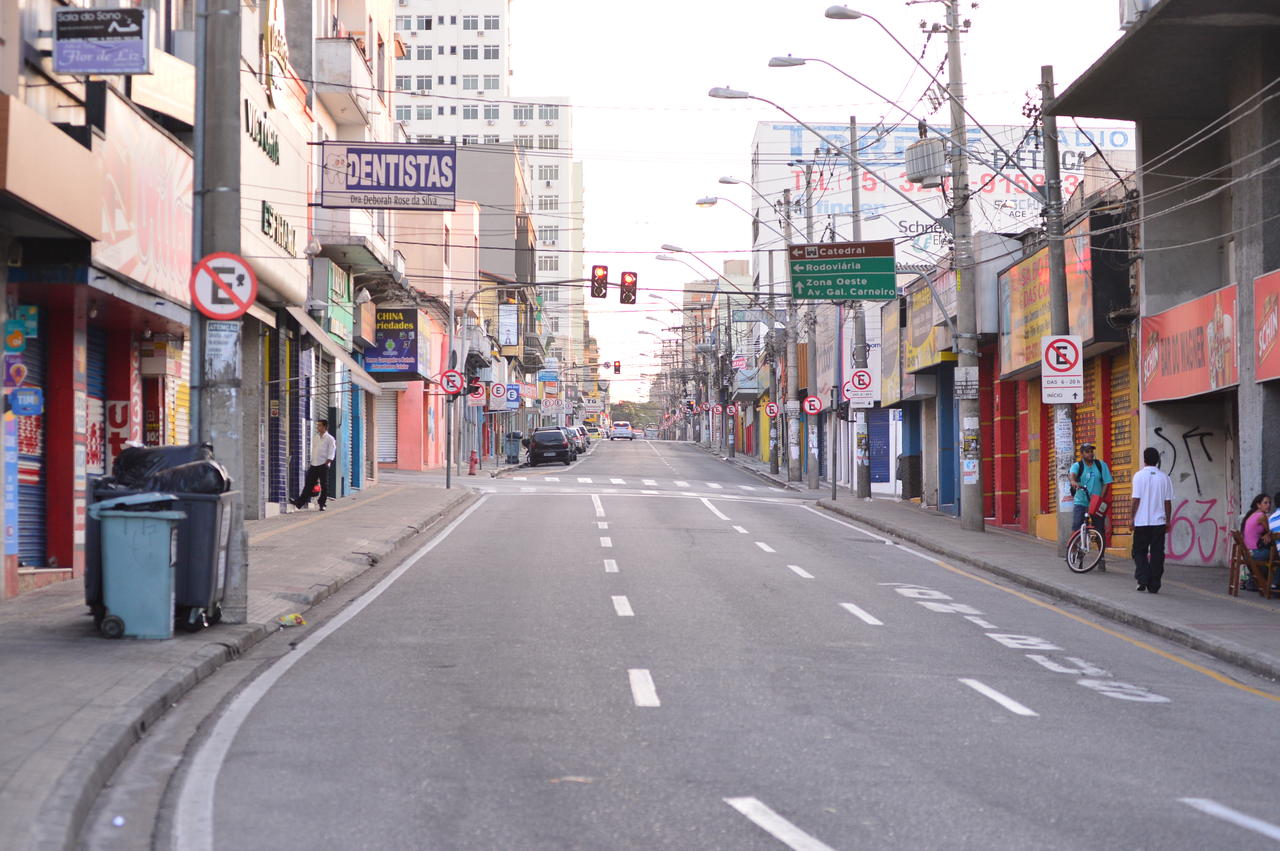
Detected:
left=1070, top=460, right=1110, bottom=496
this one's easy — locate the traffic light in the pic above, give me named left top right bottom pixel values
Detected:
left=613, top=360, right=621, bottom=374
left=590, top=264, right=608, bottom=298
left=619, top=271, right=637, bottom=304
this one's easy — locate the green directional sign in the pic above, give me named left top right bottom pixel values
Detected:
left=788, top=240, right=897, bottom=300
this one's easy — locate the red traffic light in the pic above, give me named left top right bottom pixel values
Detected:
left=590, top=265, right=609, bottom=298
left=619, top=270, right=637, bottom=305
left=613, top=360, right=621, bottom=374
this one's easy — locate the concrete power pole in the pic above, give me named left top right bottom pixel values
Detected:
left=849, top=116, right=871, bottom=499
left=804, top=161, right=819, bottom=491
left=782, top=189, right=802, bottom=482
left=1041, top=65, right=1075, bottom=556
left=946, top=0, right=984, bottom=532
left=192, top=0, right=247, bottom=622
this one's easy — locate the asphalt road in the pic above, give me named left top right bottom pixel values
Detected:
left=171, top=440, right=1280, bottom=850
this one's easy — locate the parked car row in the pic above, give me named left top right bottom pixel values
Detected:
left=525, top=425, right=594, bottom=467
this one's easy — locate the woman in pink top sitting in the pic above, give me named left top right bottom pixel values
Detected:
left=1242, top=493, right=1275, bottom=561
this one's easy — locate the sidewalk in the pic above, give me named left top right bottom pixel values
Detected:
left=701, top=443, right=1280, bottom=684
left=0, top=478, right=477, bottom=851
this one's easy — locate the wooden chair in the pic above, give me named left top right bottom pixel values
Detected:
left=1228, top=531, right=1279, bottom=598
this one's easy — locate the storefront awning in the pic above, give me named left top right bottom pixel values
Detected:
left=284, top=305, right=382, bottom=396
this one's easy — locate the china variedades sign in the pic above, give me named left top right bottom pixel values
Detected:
left=320, top=141, right=456, bottom=210
left=1255, top=269, right=1280, bottom=383
left=54, top=8, right=150, bottom=75
left=1140, top=284, right=1238, bottom=403
left=365, top=309, right=429, bottom=378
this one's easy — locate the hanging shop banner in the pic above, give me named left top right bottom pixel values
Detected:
left=880, top=299, right=902, bottom=406
left=1140, top=283, right=1238, bottom=403
left=498, top=304, right=519, bottom=349
left=1255, top=269, right=1280, bottom=383
left=319, top=141, right=457, bottom=211
left=364, top=309, right=429, bottom=379
left=903, top=277, right=955, bottom=373
left=53, top=8, right=151, bottom=75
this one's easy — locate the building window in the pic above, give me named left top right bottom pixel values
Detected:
left=483, top=104, right=500, bottom=120
left=538, top=104, right=560, bottom=121
left=395, top=105, right=411, bottom=121
left=416, top=75, right=431, bottom=91
left=483, top=74, right=500, bottom=89
left=449, top=46, right=457, bottom=56
left=462, top=45, right=478, bottom=60
left=484, top=44, right=500, bottom=60
left=450, top=15, right=457, bottom=25
left=416, top=45, right=431, bottom=60
left=543, top=285, right=560, bottom=301
left=462, top=75, right=478, bottom=90
left=444, top=225, right=451, bottom=267
left=396, top=15, right=411, bottom=30
left=537, top=195, right=559, bottom=211
left=483, top=134, right=499, bottom=144
left=537, top=164, right=559, bottom=181
left=514, top=135, right=533, bottom=149
left=437, top=15, right=444, bottom=24
left=484, top=15, right=499, bottom=28
left=549, top=317, right=561, bottom=333
left=417, top=105, right=431, bottom=120
left=548, top=347, right=564, bottom=361
left=537, top=226, right=559, bottom=243
left=513, top=103, right=533, bottom=121
left=462, top=104, right=478, bottom=119
left=537, top=135, right=559, bottom=150
left=437, top=75, right=444, bottom=84
left=461, top=135, right=478, bottom=145
left=462, top=15, right=478, bottom=30
left=394, top=75, right=410, bottom=91
left=449, top=75, right=456, bottom=85
left=396, top=51, right=409, bottom=62
left=415, top=15, right=430, bottom=30
left=538, top=255, right=560, bottom=272
left=449, top=106, right=457, bottom=115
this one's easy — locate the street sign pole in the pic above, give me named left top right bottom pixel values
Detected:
left=446, top=288, right=453, bottom=489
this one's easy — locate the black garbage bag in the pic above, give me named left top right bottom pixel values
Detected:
left=111, top=444, right=214, bottom=488
left=142, top=459, right=232, bottom=494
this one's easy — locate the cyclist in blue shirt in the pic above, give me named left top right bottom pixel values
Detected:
left=1069, top=442, right=1113, bottom=544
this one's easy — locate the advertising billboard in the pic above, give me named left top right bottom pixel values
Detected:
left=320, top=141, right=457, bottom=210
left=54, top=8, right=150, bottom=75
left=1140, top=284, right=1238, bottom=403
left=880, top=299, right=902, bottom=407
left=903, top=277, right=955, bottom=373
left=1255, top=269, right=1280, bottom=383
left=365, top=309, right=429, bottom=379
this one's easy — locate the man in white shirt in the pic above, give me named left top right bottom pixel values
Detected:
left=1129, top=446, right=1175, bottom=593
left=293, top=419, right=337, bottom=512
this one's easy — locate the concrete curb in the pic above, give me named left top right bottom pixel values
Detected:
left=33, top=488, right=480, bottom=851
left=816, top=498, right=1280, bottom=685
left=693, top=443, right=803, bottom=492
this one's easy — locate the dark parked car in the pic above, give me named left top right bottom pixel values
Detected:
left=526, top=429, right=574, bottom=466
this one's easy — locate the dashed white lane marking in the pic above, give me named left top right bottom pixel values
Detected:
left=513, top=476, right=527, bottom=481
left=739, top=485, right=757, bottom=491
left=788, top=565, right=814, bottom=579
left=612, top=595, right=635, bottom=617
left=603, top=559, right=618, bottom=573
left=839, top=602, right=884, bottom=625
left=707, top=482, right=723, bottom=489
left=732, top=525, right=748, bottom=534
left=642, top=490, right=659, bottom=495
left=597, top=521, right=609, bottom=530
left=723, top=797, right=836, bottom=851
left=1180, top=799, right=1280, bottom=841
left=701, top=498, right=730, bottom=521
left=643, top=479, right=657, bottom=486
left=544, top=477, right=560, bottom=482
left=958, top=679, right=1039, bottom=716
left=755, top=542, right=776, bottom=553
left=521, top=487, right=536, bottom=492
left=600, top=537, right=613, bottom=548
left=578, top=477, right=593, bottom=484
left=610, top=478, right=626, bottom=484
left=591, top=494, right=605, bottom=518
left=628, top=669, right=661, bottom=707
left=680, top=491, right=697, bottom=496
left=674, top=480, right=689, bottom=487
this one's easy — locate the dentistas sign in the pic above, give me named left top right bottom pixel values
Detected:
left=320, top=141, right=456, bottom=210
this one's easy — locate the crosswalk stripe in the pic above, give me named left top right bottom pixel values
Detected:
left=544, top=477, right=560, bottom=482
left=642, top=479, right=657, bottom=485
left=610, top=478, right=625, bottom=484
left=674, top=480, right=689, bottom=487
left=512, top=476, right=527, bottom=481
left=707, top=483, right=723, bottom=489
left=739, top=485, right=756, bottom=491
left=578, top=477, right=593, bottom=483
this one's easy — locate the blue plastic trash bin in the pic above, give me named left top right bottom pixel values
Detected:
left=88, top=494, right=187, bottom=640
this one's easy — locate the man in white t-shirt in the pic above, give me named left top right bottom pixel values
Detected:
left=293, top=419, right=338, bottom=512
left=1129, top=446, right=1175, bottom=594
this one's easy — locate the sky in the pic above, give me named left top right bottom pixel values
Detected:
left=507, top=0, right=1128, bottom=400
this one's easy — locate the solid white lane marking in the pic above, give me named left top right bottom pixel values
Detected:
left=174, top=497, right=490, bottom=850
left=610, top=478, right=625, bottom=484
left=600, top=537, right=613, bottom=548
left=674, top=480, right=689, bottom=487
left=603, top=488, right=619, bottom=494
left=603, top=559, right=618, bottom=573
left=755, top=542, right=776, bottom=553
left=628, top=669, right=660, bottom=707
left=707, top=482, right=723, bottom=489
left=723, top=797, right=836, bottom=851
left=681, top=491, right=697, bottom=496
left=958, top=679, right=1039, bottom=716
left=597, top=521, right=609, bottom=530
left=732, top=525, right=748, bottom=534
left=643, top=479, right=657, bottom=485
left=642, top=490, right=659, bottom=495
left=612, top=595, right=635, bottom=617
left=802, top=505, right=893, bottom=544
left=701, top=498, right=730, bottom=521
left=592, top=494, right=605, bottom=517
left=839, top=602, right=884, bottom=625
left=739, top=485, right=757, bottom=491
left=788, top=565, right=814, bottom=579
left=521, top=487, right=536, bottom=492
left=578, top=477, right=593, bottom=483
left=1180, top=798, right=1280, bottom=841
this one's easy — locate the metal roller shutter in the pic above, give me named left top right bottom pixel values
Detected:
left=375, top=391, right=398, bottom=463
left=17, top=332, right=46, bottom=566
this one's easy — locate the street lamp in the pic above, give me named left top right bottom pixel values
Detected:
left=695, top=196, right=788, bottom=240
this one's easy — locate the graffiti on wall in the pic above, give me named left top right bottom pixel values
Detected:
left=1152, top=418, right=1229, bottom=565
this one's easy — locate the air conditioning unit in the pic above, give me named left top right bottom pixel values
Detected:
left=518, top=120, right=527, bottom=126
left=544, top=120, right=553, bottom=126
left=477, top=30, right=486, bottom=37
left=485, top=119, right=495, bottom=126
left=545, top=180, right=552, bottom=188
left=409, top=30, right=418, bottom=37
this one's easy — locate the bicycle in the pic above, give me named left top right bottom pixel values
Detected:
left=1066, top=494, right=1108, bottom=573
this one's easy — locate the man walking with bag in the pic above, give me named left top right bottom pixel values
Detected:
left=294, top=419, right=337, bottom=512
left=1129, top=447, right=1174, bottom=593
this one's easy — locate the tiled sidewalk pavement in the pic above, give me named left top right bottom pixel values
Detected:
left=0, top=479, right=477, bottom=851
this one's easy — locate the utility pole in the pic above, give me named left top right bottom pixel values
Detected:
left=1041, top=65, right=1074, bottom=555
left=193, top=0, right=247, bottom=622
left=847, top=116, right=872, bottom=499
left=445, top=288, right=453, bottom=489
left=725, top=297, right=735, bottom=458
left=782, top=189, right=802, bottom=482
left=804, top=161, right=819, bottom=491
left=946, top=0, right=984, bottom=532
